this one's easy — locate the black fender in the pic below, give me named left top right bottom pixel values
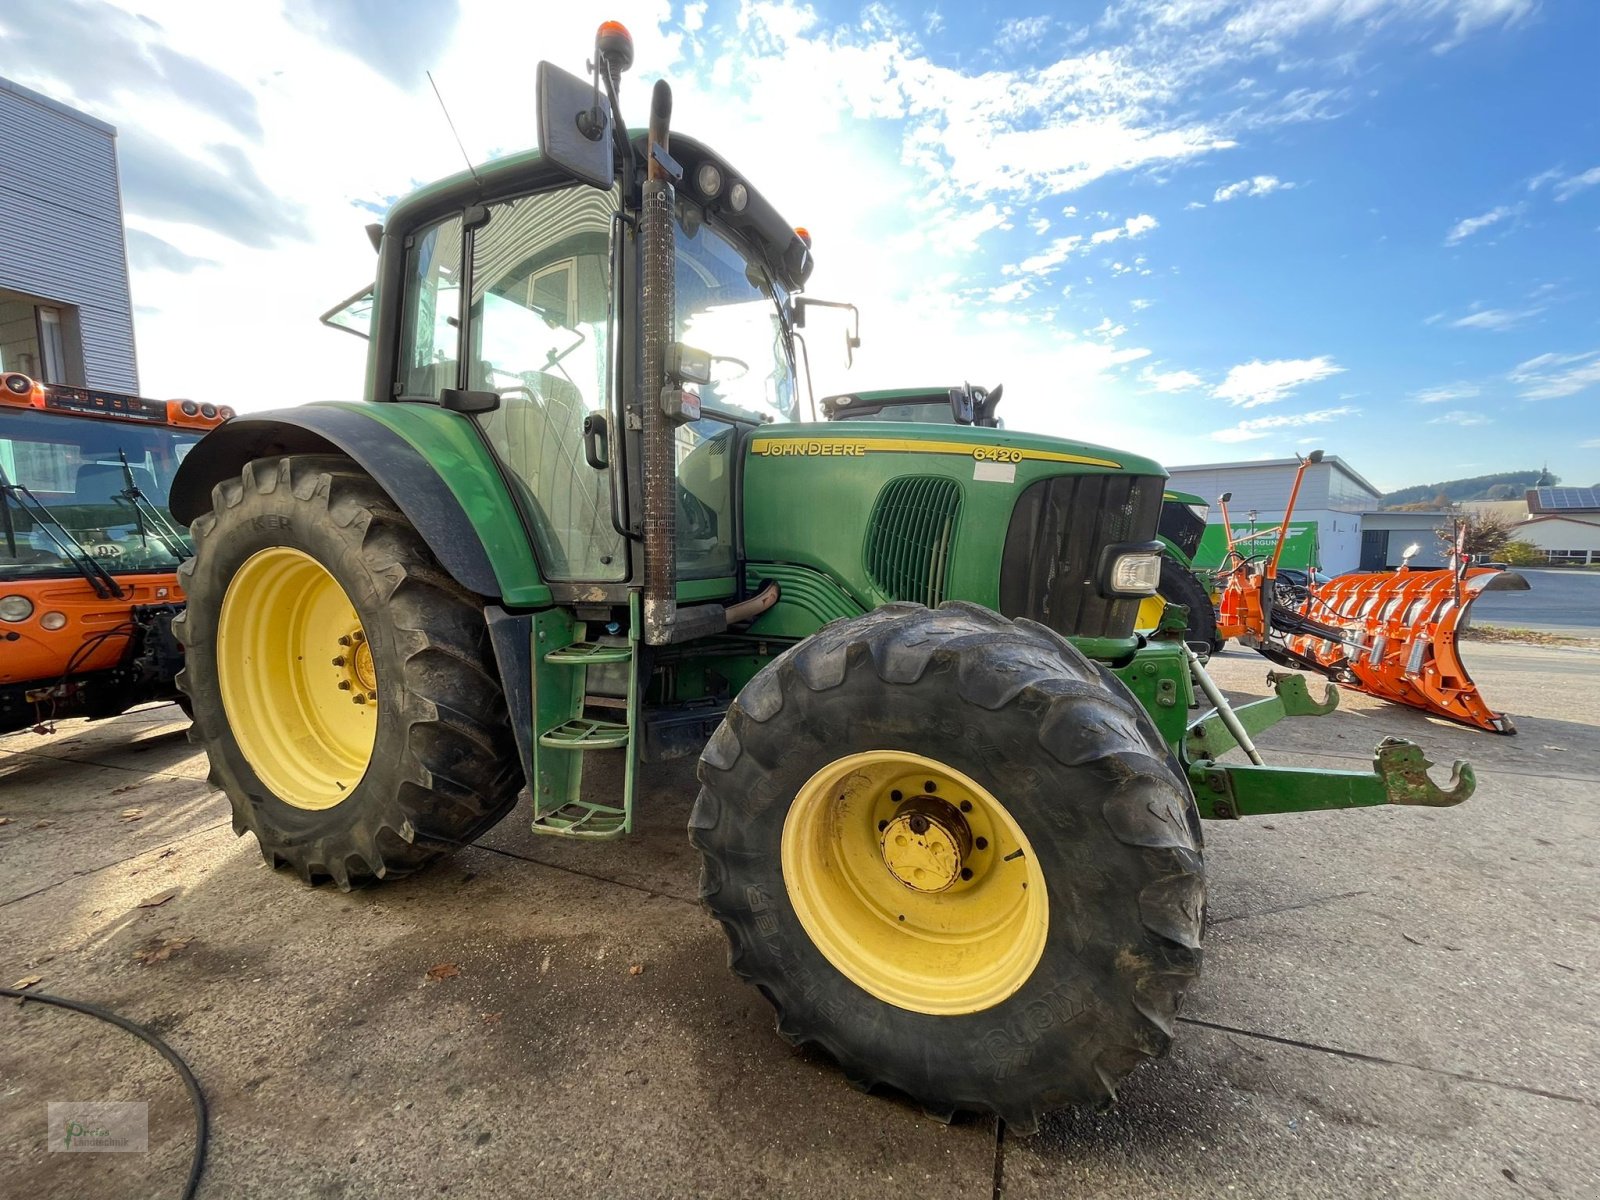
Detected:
left=169, top=407, right=501, bottom=599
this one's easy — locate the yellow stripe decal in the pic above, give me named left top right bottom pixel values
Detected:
left=749, top=436, right=1121, bottom=470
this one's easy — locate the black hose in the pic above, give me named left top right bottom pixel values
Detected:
left=1, top=987, right=207, bottom=1199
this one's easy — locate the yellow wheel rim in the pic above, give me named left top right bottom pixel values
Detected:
left=216, top=547, right=377, bottom=810
left=1135, top=594, right=1166, bottom=633
left=781, top=751, right=1048, bottom=1016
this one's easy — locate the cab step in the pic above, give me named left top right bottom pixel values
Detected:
left=539, top=716, right=629, bottom=749
left=545, top=641, right=633, bottom=664
left=527, top=601, right=641, bottom=842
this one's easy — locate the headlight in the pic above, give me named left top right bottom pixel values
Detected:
left=40, top=611, right=67, bottom=631
left=1101, top=549, right=1163, bottom=597
left=726, top=181, right=749, bottom=213
left=0, top=594, right=34, bottom=621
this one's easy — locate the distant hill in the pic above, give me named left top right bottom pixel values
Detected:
left=1380, top=470, right=1554, bottom=509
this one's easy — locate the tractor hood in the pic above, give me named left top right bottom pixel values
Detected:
left=736, top=421, right=1168, bottom=646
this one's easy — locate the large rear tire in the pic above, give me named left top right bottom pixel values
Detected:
left=691, top=602, right=1204, bottom=1130
left=173, top=455, right=522, bottom=887
left=1157, top=556, right=1221, bottom=653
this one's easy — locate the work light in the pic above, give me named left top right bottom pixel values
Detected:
left=0, top=595, right=34, bottom=622
left=1106, top=551, right=1162, bottom=596
left=695, top=162, right=722, bottom=199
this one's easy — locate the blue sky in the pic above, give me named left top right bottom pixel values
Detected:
left=5, top=0, right=1597, bottom=492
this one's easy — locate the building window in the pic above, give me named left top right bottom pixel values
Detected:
left=0, top=291, right=76, bottom=383
left=37, top=307, right=66, bottom=382
left=0, top=295, right=43, bottom=378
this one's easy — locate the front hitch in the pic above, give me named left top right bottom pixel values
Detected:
left=1183, top=660, right=1476, bottom=820
left=1373, top=737, right=1475, bottom=807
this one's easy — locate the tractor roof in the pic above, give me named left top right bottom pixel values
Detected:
left=384, top=132, right=812, bottom=293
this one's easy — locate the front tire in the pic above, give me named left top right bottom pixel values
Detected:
left=174, top=455, right=522, bottom=887
left=691, top=602, right=1204, bottom=1130
left=1158, top=556, right=1222, bottom=653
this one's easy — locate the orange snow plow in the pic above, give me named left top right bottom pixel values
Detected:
left=1214, top=452, right=1515, bottom=735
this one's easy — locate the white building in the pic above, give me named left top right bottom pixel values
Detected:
left=1163, top=455, right=1380, bottom=574
left=0, top=77, right=138, bottom=390
left=1513, top=518, right=1600, bottom=564
left=1512, top=489, right=1600, bottom=564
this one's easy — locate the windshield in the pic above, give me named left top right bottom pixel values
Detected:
left=0, top=409, right=197, bottom=577
left=847, top=402, right=957, bottom=424
left=674, top=207, right=796, bottom=423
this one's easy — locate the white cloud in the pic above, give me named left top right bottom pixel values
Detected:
left=997, top=15, right=1051, bottom=52
left=1089, top=213, right=1158, bottom=245
left=1213, top=356, right=1345, bottom=408
left=1554, top=166, right=1600, bottom=202
left=1411, top=382, right=1479, bottom=404
left=683, top=2, right=708, bottom=33
left=1444, top=204, right=1518, bottom=245
left=1429, top=410, right=1491, bottom=426
left=1212, top=405, right=1359, bottom=443
left=986, top=279, right=1034, bottom=304
left=1140, top=366, right=1205, bottom=392
left=1449, top=306, right=1541, bottom=331
left=1581, top=438, right=1600, bottom=449
left=1212, top=174, right=1290, bottom=202
left=1012, top=234, right=1085, bottom=275
left=1509, top=351, right=1600, bottom=401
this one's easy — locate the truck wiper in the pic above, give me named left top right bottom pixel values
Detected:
left=0, top=469, right=14, bottom=561
left=116, top=448, right=188, bottom=561
left=0, top=464, right=125, bottom=600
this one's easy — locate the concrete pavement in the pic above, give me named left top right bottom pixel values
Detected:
left=1, top=637, right=1595, bottom=1198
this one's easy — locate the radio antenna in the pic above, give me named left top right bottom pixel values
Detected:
left=426, top=70, right=483, bottom=189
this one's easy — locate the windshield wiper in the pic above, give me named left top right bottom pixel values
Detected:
left=0, top=464, right=125, bottom=600
left=116, top=448, right=188, bottom=561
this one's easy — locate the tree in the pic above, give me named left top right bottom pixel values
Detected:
left=1500, top=539, right=1545, bottom=567
left=1436, top=510, right=1517, bottom=559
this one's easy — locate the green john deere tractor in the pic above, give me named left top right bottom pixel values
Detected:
left=169, top=27, right=1474, bottom=1130
left=823, top=385, right=1223, bottom=652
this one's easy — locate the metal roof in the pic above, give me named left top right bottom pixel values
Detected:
left=1529, top=486, right=1600, bottom=512
left=1162, top=455, right=1382, bottom=501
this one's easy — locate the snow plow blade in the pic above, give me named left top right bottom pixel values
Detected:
left=1276, top=567, right=1515, bottom=735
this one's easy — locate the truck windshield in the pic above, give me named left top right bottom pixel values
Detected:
left=0, top=409, right=198, bottom=577
left=674, top=209, right=796, bottom=424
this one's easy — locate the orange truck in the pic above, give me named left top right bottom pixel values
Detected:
left=0, top=372, right=229, bottom=735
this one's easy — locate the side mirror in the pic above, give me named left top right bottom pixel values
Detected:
left=948, top=386, right=976, bottom=425
left=536, top=61, right=615, bottom=190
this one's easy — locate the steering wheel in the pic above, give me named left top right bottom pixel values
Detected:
left=495, top=385, right=538, bottom=404
left=711, top=355, right=749, bottom=382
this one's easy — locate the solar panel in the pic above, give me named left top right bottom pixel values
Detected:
left=1535, top=486, right=1600, bottom=511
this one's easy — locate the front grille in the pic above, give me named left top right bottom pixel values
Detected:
left=999, top=473, right=1163, bottom=639
left=865, top=476, right=962, bottom=607
left=1158, top=498, right=1206, bottom=561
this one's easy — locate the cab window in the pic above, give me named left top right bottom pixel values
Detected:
left=397, top=216, right=463, bottom=399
